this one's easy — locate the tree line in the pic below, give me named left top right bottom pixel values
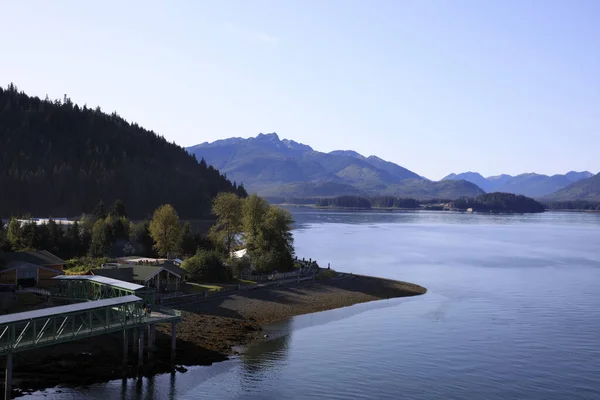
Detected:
left=315, top=196, right=421, bottom=209
left=0, top=83, right=246, bottom=219
left=0, top=199, right=212, bottom=265
left=1, top=194, right=297, bottom=282
left=451, top=193, right=546, bottom=213
left=543, top=201, right=600, bottom=211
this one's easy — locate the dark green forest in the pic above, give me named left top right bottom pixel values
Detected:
left=543, top=200, right=600, bottom=211
left=315, top=196, right=421, bottom=209
left=451, top=193, right=545, bottom=213
left=0, top=84, right=246, bottom=219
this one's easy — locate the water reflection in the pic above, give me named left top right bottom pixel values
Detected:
left=238, top=319, right=292, bottom=390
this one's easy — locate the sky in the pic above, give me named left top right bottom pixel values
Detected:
left=1, top=0, right=599, bottom=180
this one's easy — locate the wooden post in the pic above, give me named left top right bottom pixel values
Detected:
left=5, top=353, right=12, bottom=400
left=170, top=322, right=177, bottom=362
left=138, top=327, right=145, bottom=368
left=123, top=329, right=128, bottom=367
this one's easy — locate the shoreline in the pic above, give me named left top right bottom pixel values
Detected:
left=10, top=274, right=426, bottom=397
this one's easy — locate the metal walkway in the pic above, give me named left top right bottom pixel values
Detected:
left=53, top=275, right=156, bottom=305
left=2, top=276, right=182, bottom=399
left=0, top=295, right=143, bottom=356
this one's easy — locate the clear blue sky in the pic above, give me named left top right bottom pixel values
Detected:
left=1, top=0, right=598, bottom=180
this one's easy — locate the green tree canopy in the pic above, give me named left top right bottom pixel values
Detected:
left=209, top=192, right=243, bottom=255
left=181, top=249, right=232, bottom=282
left=240, top=195, right=295, bottom=273
left=88, top=219, right=111, bottom=257
left=242, top=194, right=270, bottom=255
left=149, top=204, right=182, bottom=258
left=7, top=218, right=22, bottom=250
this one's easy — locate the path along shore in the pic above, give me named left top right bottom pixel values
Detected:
left=10, top=273, right=426, bottom=397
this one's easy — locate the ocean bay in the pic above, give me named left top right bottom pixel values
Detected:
left=26, top=210, right=600, bottom=400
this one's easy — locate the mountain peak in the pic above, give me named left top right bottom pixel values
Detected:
left=256, top=132, right=280, bottom=141
left=329, top=150, right=366, bottom=160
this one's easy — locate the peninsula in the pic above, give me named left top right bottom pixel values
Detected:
left=12, top=272, right=426, bottom=396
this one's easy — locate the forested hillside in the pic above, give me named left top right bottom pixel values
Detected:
left=452, top=193, right=545, bottom=213
left=0, top=84, right=246, bottom=218
left=543, top=173, right=600, bottom=202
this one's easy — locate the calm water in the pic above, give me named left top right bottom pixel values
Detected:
left=27, top=210, right=600, bottom=399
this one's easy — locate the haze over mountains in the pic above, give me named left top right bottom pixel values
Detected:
left=188, top=133, right=600, bottom=202
left=443, top=171, right=594, bottom=198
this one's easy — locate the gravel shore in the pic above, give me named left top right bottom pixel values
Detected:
left=10, top=274, right=426, bottom=396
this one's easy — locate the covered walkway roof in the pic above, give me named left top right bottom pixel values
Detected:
left=0, top=295, right=142, bottom=325
left=53, top=275, right=145, bottom=291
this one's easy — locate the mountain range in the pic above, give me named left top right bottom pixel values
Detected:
left=542, top=172, right=600, bottom=202
left=188, top=133, right=600, bottom=202
left=442, top=171, right=594, bottom=198
left=187, top=133, right=484, bottom=199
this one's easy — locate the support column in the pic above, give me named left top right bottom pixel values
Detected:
left=138, top=327, right=145, bottom=369
left=123, top=330, right=129, bottom=367
left=148, top=325, right=156, bottom=360
left=170, top=322, right=177, bottom=362
left=133, top=329, right=139, bottom=356
left=5, top=352, right=12, bottom=400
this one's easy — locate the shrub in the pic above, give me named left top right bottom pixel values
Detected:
left=252, top=249, right=294, bottom=273
left=182, top=250, right=233, bottom=282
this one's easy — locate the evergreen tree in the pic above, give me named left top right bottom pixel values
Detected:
left=66, top=221, right=83, bottom=257
left=180, top=222, right=197, bottom=256
left=130, top=221, right=155, bottom=257
left=93, top=200, right=107, bottom=221
left=110, top=200, right=127, bottom=218
left=46, top=219, right=61, bottom=255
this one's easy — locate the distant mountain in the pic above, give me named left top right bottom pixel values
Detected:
left=187, top=133, right=483, bottom=199
left=442, top=172, right=492, bottom=192
left=443, top=171, right=594, bottom=198
left=543, top=172, right=600, bottom=201
left=565, top=171, right=594, bottom=182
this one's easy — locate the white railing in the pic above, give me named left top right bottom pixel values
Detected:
left=247, top=268, right=318, bottom=282
left=17, top=287, right=51, bottom=296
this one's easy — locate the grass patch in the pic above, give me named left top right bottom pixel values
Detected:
left=182, top=282, right=224, bottom=294
left=316, top=269, right=338, bottom=280
left=64, top=257, right=111, bottom=275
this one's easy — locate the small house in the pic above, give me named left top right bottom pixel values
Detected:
left=0, top=250, right=66, bottom=288
left=90, top=261, right=185, bottom=292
